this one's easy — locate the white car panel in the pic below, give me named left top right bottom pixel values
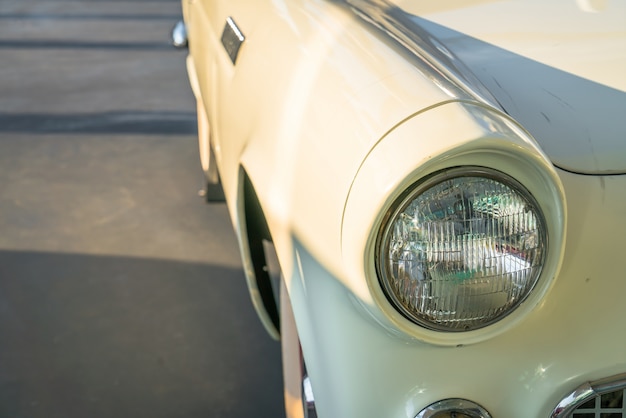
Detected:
left=179, top=0, right=626, bottom=416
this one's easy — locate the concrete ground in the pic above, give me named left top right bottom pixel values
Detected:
left=0, top=1, right=285, bottom=417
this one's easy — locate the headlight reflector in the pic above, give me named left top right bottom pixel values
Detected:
left=377, top=167, right=546, bottom=332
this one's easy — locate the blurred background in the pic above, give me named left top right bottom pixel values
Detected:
left=0, top=0, right=285, bottom=417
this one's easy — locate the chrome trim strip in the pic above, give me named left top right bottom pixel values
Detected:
left=221, top=17, right=245, bottom=65
left=416, top=398, right=492, bottom=418
left=551, top=372, right=626, bottom=417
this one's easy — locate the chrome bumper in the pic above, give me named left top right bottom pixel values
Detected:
left=171, top=20, right=187, bottom=49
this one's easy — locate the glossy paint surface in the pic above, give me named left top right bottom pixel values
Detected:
left=182, top=0, right=626, bottom=416
left=357, top=0, right=626, bottom=174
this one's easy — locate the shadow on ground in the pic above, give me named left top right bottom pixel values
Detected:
left=0, top=250, right=284, bottom=418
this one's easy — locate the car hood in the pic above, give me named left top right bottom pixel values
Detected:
left=355, top=0, right=626, bottom=174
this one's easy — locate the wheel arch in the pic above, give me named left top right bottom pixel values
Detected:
left=236, top=166, right=281, bottom=339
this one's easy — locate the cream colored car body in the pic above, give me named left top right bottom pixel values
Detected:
left=181, top=0, right=626, bottom=416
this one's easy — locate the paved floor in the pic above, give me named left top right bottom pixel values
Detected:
left=0, top=1, right=285, bottom=417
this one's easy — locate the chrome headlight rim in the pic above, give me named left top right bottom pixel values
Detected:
left=375, top=166, right=548, bottom=333
left=415, top=398, right=492, bottom=418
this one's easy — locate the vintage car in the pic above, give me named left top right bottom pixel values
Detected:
left=173, top=0, right=626, bottom=416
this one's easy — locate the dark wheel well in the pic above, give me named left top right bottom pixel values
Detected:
left=243, top=172, right=280, bottom=333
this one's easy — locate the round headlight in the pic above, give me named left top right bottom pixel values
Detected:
left=377, top=167, right=547, bottom=332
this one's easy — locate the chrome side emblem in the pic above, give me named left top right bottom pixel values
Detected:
left=221, top=17, right=245, bottom=65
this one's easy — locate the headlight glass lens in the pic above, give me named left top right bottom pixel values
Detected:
left=377, top=168, right=546, bottom=332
